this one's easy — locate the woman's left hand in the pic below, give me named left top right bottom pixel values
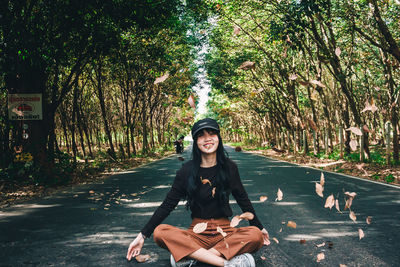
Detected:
left=261, top=228, right=270, bottom=246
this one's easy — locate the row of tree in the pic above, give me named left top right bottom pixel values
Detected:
left=0, top=0, right=208, bottom=180
left=205, top=0, right=399, bottom=163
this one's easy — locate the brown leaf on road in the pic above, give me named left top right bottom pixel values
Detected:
left=335, top=199, right=341, bottom=213
left=344, top=198, right=353, bottom=211
left=276, top=188, right=283, bottom=201
left=259, top=196, right=268, bottom=202
left=324, top=194, right=335, bottom=210
left=230, top=215, right=242, bottom=227
left=300, top=239, right=306, bottom=244
left=193, top=222, right=208, bottom=233
left=340, top=264, right=348, bottom=267
left=316, top=252, right=325, bottom=262
left=212, top=187, right=216, bottom=198
left=239, top=212, right=254, bottom=220
left=316, top=242, right=325, bottom=248
left=315, top=183, right=324, bottom=197
left=272, top=237, right=279, bottom=244
left=287, top=221, right=297, bottom=228
left=260, top=256, right=267, bottom=260
left=279, top=228, right=282, bottom=232
left=89, top=190, right=95, bottom=194
left=217, top=226, right=227, bottom=237
left=135, top=254, right=151, bottom=263
left=366, top=216, right=372, bottom=224
left=349, top=211, right=357, bottom=223
left=358, top=228, right=364, bottom=240
left=320, top=172, right=325, bottom=187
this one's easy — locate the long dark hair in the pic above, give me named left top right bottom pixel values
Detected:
left=186, top=129, right=230, bottom=210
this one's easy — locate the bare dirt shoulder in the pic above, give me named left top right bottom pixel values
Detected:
left=0, top=151, right=175, bottom=209
left=242, top=147, right=399, bottom=185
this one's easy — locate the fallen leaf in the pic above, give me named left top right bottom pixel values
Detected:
left=260, top=256, right=267, bottom=260
left=316, top=242, right=325, bottom=247
left=317, top=252, right=325, bottom=262
left=154, top=73, right=169, bottom=84
left=339, top=264, right=348, bottom=267
left=344, top=198, right=353, bottom=210
left=335, top=199, right=341, bottom=213
left=324, top=194, right=335, bottom=210
left=212, top=187, right=216, bottom=198
left=230, top=215, right=242, bottom=227
left=272, top=237, right=279, bottom=244
left=73, top=194, right=78, bottom=198
left=315, top=183, right=324, bottom=197
left=300, top=239, right=306, bottom=244
left=193, top=222, right=208, bottom=233
left=260, top=196, right=268, bottom=202
left=320, top=172, right=325, bottom=187
left=217, top=226, right=227, bottom=237
left=89, top=190, right=95, bottom=194
left=279, top=228, right=282, bottom=232
left=350, top=139, right=358, bottom=151
left=201, top=178, right=212, bottom=186
left=346, top=127, right=363, bottom=136
left=358, top=228, right=364, bottom=240
left=276, top=188, right=283, bottom=201
left=287, top=221, right=297, bottom=228
left=239, top=61, right=255, bottom=70
left=349, top=211, right=357, bottom=222
left=366, top=216, right=372, bottom=224
left=239, top=212, right=254, bottom=220
left=135, top=254, right=150, bottom=263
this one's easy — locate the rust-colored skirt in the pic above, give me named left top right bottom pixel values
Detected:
left=153, top=217, right=263, bottom=262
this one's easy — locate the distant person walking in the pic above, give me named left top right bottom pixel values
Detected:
left=174, top=136, right=184, bottom=154
left=127, top=118, right=270, bottom=267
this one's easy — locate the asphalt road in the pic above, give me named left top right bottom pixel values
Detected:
left=1, top=146, right=399, bottom=266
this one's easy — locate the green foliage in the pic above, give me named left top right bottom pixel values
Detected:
left=384, top=174, right=394, bottom=183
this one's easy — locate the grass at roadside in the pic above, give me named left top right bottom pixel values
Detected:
left=226, top=142, right=400, bottom=185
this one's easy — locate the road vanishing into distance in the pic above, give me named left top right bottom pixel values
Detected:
left=1, top=146, right=399, bottom=266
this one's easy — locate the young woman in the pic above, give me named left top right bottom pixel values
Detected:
left=127, top=118, right=270, bottom=267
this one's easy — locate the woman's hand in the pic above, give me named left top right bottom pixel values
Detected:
left=126, top=233, right=145, bottom=261
left=261, top=228, right=270, bottom=246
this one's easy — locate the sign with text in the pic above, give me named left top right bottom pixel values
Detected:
left=8, top=93, right=43, bottom=120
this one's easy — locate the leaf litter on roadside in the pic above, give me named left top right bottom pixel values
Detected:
left=135, top=254, right=151, bottom=263
left=276, top=188, right=283, bottom=201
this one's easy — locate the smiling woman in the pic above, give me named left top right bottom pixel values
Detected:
left=126, top=118, right=270, bottom=267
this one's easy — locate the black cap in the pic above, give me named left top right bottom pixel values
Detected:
left=191, top=118, right=220, bottom=138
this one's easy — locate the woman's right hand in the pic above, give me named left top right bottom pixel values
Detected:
left=126, top=233, right=145, bottom=261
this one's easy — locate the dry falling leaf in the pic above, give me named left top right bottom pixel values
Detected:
left=230, top=215, right=242, bottom=227
left=344, top=197, right=353, bottom=211
left=272, top=237, right=279, bottom=244
left=349, top=211, right=357, bottom=223
left=276, top=188, right=283, bottom=201
left=335, top=47, right=342, bottom=57
left=310, top=80, right=326, bottom=88
left=233, top=25, right=241, bottom=35
left=201, top=178, right=212, bottom=186
left=212, top=187, right=216, bottom=198
left=193, top=222, right=208, bottom=233
left=366, top=216, right=372, bottom=224
left=317, top=252, right=325, bottom=262
left=217, top=226, right=227, bottom=237
left=339, top=264, right=348, bottom=267
left=358, top=228, right=364, bottom=240
left=239, top=61, right=255, bottom=70
left=315, top=183, right=324, bottom=197
left=260, top=196, right=268, bottom=202
left=89, top=190, right=95, bottom=194
left=154, top=73, right=169, bottom=84
left=324, top=194, right=335, bottom=210
left=239, top=212, right=254, bottom=220
left=316, top=242, right=325, bottom=248
left=188, top=95, right=196, bottom=109
left=350, top=139, right=358, bottom=151
left=346, top=127, right=363, bottom=136
left=320, top=172, right=325, bottom=187
left=287, top=221, right=297, bottom=228
left=260, top=256, right=267, bottom=260
left=279, top=228, right=282, bottom=233
left=135, top=254, right=151, bottom=263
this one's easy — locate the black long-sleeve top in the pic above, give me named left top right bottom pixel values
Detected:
left=141, top=159, right=264, bottom=237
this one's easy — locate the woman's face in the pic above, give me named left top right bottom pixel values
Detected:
left=196, top=129, right=219, bottom=155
